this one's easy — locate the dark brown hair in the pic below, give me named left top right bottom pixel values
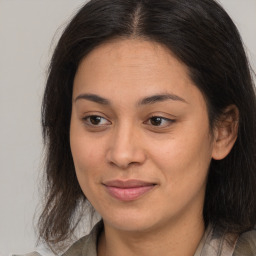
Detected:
left=39, top=0, right=256, bottom=250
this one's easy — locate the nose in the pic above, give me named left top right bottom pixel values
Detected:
left=106, top=124, right=146, bottom=169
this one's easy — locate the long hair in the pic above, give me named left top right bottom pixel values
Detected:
left=39, top=0, right=256, bottom=250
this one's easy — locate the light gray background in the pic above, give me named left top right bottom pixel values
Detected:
left=0, top=1, right=255, bottom=255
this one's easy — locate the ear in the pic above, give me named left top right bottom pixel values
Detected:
left=212, top=105, right=239, bottom=160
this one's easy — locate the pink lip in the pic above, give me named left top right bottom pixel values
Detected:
left=104, top=179, right=156, bottom=201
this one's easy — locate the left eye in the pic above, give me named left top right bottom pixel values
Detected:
left=83, top=115, right=110, bottom=126
left=145, top=116, right=174, bottom=127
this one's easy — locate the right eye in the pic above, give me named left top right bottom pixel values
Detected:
left=83, top=115, right=111, bottom=126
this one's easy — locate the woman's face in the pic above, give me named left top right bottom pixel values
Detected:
left=70, top=39, right=215, bottom=232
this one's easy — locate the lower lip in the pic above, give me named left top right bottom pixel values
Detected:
left=105, top=185, right=155, bottom=201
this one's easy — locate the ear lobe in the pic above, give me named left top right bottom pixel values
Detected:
left=212, top=105, right=239, bottom=160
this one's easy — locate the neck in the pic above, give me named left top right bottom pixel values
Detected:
left=98, top=215, right=205, bottom=256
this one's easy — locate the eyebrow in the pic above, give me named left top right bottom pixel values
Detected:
left=75, top=93, right=110, bottom=105
left=75, top=93, right=187, bottom=105
left=138, top=93, right=187, bottom=105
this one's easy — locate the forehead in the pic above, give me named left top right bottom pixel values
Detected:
left=73, top=38, right=205, bottom=109
left=83, top=39, right=177, bottom=66
left=75, top=38, right=189, bottom=80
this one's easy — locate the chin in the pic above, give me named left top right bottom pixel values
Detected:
left=101, top=210, right=163, bottom=232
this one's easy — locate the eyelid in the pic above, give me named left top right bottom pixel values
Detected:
left=80, top=112, right=176, bottom=129
left=144, top=115, right=176, bottom=128
left=82, top=114, right=111, bottom=126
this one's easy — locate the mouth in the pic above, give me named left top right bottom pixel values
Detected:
left=103, top=179, right=156, bottom=201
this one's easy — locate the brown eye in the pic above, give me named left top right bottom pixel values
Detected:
left=150, top=116, right=163, bottom=126
left=144, top=116, right=175, bottom=128
left=90, top=116, right=102, bottom=125
left=83, top=115, right=110, bottom=126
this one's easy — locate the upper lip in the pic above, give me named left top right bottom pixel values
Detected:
left=103, top=179, right=156, bottom=188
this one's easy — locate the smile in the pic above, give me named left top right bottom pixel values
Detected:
left=103, top=179, right=156, bottom=201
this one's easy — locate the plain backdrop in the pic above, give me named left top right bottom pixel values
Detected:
left=0, top=1, right=255, bottom=255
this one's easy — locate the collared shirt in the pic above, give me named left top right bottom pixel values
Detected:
left=62, top=221, right=256, bottom=256
left=13, top=221, right=256, bottom=256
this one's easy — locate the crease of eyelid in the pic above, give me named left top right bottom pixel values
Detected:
left=83, top=115, right=111, bottom=126
left=144, top=117, right=175, bottom=127
left=82, top=116, right=175, bottom=129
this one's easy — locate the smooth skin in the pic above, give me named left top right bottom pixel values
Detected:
left=70, top=39, right=238, bottom=256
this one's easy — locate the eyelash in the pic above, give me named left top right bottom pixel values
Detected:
left=144, top=116, right=175, bottom=128
left=82, top=115, right=175, bottom=128
left=83, top=115, right=111, bottom=126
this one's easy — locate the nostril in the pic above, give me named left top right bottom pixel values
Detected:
left=105, top=136, right=147, bottom=169
left=128, top=161, right=141, bottom=167
left=107, top=156, right=141, bottom=169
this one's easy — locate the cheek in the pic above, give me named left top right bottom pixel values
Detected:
left=70, top=136, right=104, bottom=178
left=70, top=134, right=106, bottom=204
left=149, top=127, right=213, bottom=188
left=155, top=135, right=212, bottom=214
left=72, top=141, right=98, bottom=169
left=70, top=118, right=105, bottom=192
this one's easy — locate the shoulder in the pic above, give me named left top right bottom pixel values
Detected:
left=61, top=235, right=89, bottom=256
left=11, top=221, right=103, bottom=256
left=233, top=228, right=256, bottom=256
left=198, top=224, right=256, bottom=256
left=62, top=220, right=103, bottom=256
left=11, top=253, right=42, bottom=256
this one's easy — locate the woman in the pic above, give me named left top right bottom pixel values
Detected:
left=27, top=0, right=256, bottom=255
